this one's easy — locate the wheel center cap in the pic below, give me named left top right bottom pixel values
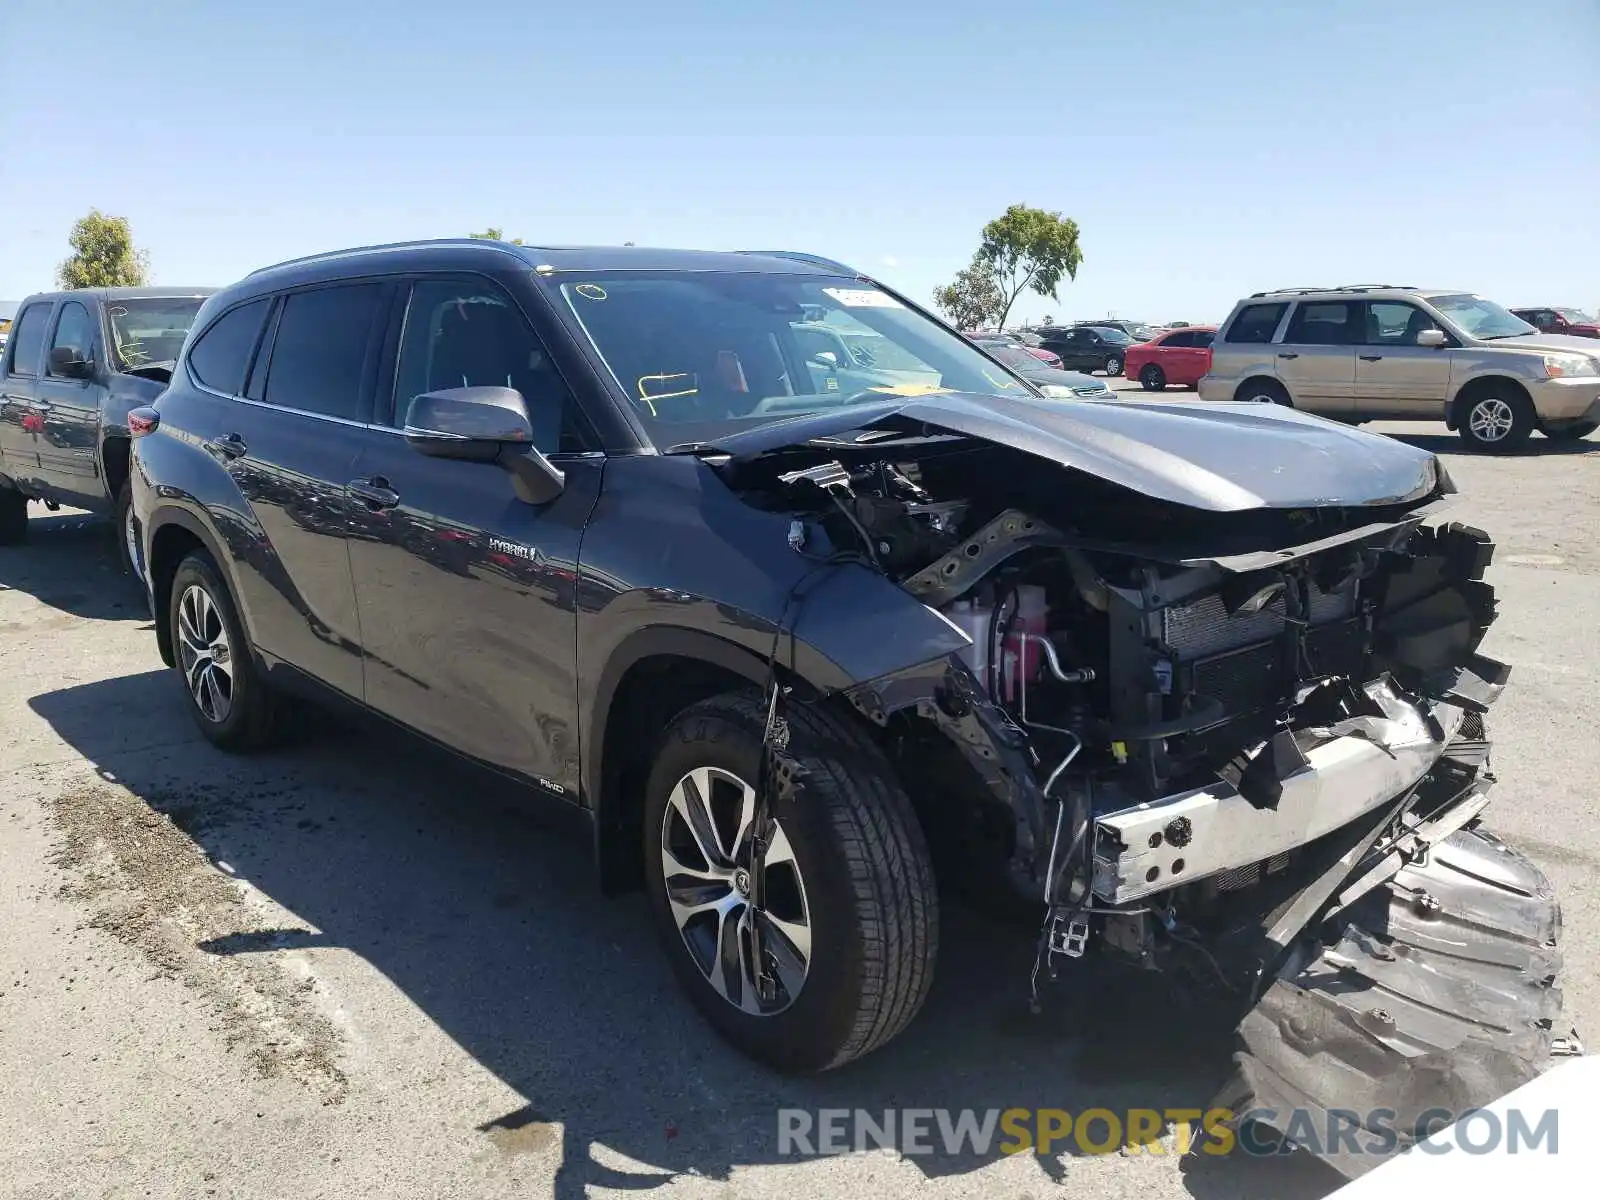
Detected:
left=732, top=868, right=752, bottom=898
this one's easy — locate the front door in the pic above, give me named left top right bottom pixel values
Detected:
left=345, top=276, right=602, bottom=792
left=32, top=299, right=109, bottom=507
left=0, top=300, right=53, bottom=490
left=1354, top=301, right=1454, bottom=418
left=1274, top=300, right=1358, bottom=416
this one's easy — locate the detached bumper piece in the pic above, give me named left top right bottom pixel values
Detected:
left=1218, top=825, right=1567, bottom=1178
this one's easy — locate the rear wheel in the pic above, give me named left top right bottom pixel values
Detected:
left=0, top=485, right=26, bottom=546
left=1139, top=364, right=1166, bottom=391
left=1103, top=354, right=1124, bottom=377
left=1545, top=420, right=1597, bottom=442
left=643, top=690, right=938, bottom=1072
left=1237, top=378, right=1290, bottom=406
left=167, top=551, right=281, bottom=750
left=1458, top=389, right=1533, bottom=452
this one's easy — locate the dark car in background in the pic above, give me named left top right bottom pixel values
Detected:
left=126, top=240, right=1565, bottom=1174
left=1033, top=323, right=1136, bottom=375
left=976, top=340, right=1112, bottom=399
left=0, top=287, right=212, bottom=558
left=1511, top=307, right=1600, bottom=339
left=1074, top=318, right=1157, bottom=342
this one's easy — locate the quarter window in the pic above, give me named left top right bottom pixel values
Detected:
left=47, top=302, right=96, bottom=375
left=394, top=279, right=578, bottom=454
left=187, top=299, right=271, bottom=396
left=1224, top=303, right=1287, bottom=344
left=1285, top=301, right=1358, bottom=346
left=5, top=304, right=51, bottom=376
left=262, top=284, right=385, bottom=421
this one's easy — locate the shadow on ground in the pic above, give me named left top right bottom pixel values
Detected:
left=27, top=663, right=1343, bottom=1200
left=1385, top=430, right=1600, bottom=457
left=0, top=511, right=147, bottom=622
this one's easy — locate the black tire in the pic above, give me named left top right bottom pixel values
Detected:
left=1457, top=387, right=1534, bottom=452
left=167, top=551, right=280, bottom=750
left=643, top=690, right=938, bottom=1073
left=1139, top=364, right=1166, bottom=391
left=1236, top=378, right=1290, bottom=406
left=1103, top=354, right=1123, bottom=377
left=0, top=485, right=26, bottom=546
left=1545, top=420, right=1598, bottom=442
left=114, top=479, right=140, bottom=579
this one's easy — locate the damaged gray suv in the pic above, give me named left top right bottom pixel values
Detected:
left=130, top=240, right=1570, bottom=1177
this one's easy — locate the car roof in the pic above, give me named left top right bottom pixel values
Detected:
left=234, top=239, right=857, bottom=299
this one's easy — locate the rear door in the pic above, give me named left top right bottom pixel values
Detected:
left=0, top=300, right=53, bottom=490
left=32, top=298, right=110, bottom=507
left=343, top=275, right=602, bottom=791
left=1274, top=300, right=1358, bottom=416
left=1354, top=300, right=1454, bottom=418
left=187, top=283, right=387, bottom=700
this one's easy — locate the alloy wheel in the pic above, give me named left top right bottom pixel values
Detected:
left=176, top=584, right=234, bottom=723
left=1106, top=356, right=1123, bottom=376
left=660, top=766, right=812, bottom=1016
left=1468, top=397, right=1515, bottom=443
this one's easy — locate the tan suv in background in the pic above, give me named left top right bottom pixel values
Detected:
left=1199, top=286, right=1600, bottom=450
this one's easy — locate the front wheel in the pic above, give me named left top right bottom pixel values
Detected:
left=1545, top=420, right=1598, bottom=442
left=644, top=691, right=938, bottom=1073
left=167, top=552, right=281, bottom=750
left=1139, top=364, right=1166, bottom=391
left=115, top=479, right=141, bottom=580
left=1103, top=355, right=1124, bottom=377
left=1458, top=391, right=1533, bottom=452
left=0, top=485, right=26, bottom=546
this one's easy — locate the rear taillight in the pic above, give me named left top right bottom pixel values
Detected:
left=128, top=407, right=160, bottom=437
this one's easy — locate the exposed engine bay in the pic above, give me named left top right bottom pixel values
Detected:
left=719, top=422, right=1576, bottom=1174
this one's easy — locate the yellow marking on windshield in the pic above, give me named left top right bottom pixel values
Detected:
left=637, top=373, right=698, bottom=417
left=982, top=370, right=1024, bottom=391
left=867, top=383, right=952, bottom=397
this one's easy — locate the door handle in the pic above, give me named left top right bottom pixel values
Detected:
left=347, top=477, right=400, bottom=511
left=1359, top=354, right=1383, bottom=362
left=1276, top=352, right=1299, bottom=359
left=209, top=432, right=248, bottom=459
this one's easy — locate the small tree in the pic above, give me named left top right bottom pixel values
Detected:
left=469, top=227, right=525, bottom=245
left=57, top=210, right=149, bottom=289
left=977, top=204, right=1083, bottom=332
left=932, top=257, right=1004, bottom=330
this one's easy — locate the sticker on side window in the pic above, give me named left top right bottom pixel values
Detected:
left=823, top=287, right=902, bottom=309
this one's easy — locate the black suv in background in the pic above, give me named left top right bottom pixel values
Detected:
left=1031, top=323, right=1135, bottom=375
left=0, top=288, right=211, bottom=559
left=128, top=241, right=1564, bottom=1157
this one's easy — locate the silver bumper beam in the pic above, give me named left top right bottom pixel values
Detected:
left=1091, top=679, right=1470, bottom=904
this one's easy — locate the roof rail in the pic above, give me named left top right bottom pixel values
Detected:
left=246, top=237, right=521, bottom=277
left=737, top=250, right=861, bottom=275
left=1248, top=284, right=1418, bottom=298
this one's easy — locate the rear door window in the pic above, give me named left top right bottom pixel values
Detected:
left=1162, top=330, right=1196, bottom=348
left=1224, top=303, right=1287, bottom=344
left=187, top=299, right=271, bottom=396
left=1193, top=330, right=1215, bottom=348
left=4, top=303, right=52, bottom=376
left=262, top=283, right=386, bottom=422
left=1284, top=301, right=1358, bottom=345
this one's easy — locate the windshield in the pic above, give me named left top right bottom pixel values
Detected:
left=1089, top=326, right=1133, bottom=345
left=552, top=271, right=1032, bottom=445
left=108, top=297, right=206, bottom=369
left=1557, top=308, right=1596, bottom=324
left=1428, top=294, right=1535, bottom=341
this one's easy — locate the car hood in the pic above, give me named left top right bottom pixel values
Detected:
left=1474, top=333, right=1600, bottom=355
left=698, top=392, right=1444, bottom=512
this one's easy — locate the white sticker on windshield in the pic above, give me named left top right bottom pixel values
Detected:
left=823, top=287, right=902, bottom=309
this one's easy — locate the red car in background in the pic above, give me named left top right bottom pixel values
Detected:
left=1123, top=325, right=1217, bottom=390
left=1510, top=307, right=1600, bottom=338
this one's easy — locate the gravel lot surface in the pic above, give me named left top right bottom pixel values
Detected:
left=3, top=414, right=1596, bottom=1200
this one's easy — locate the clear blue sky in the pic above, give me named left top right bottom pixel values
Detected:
left=2, top=0, right=1596, bottom=323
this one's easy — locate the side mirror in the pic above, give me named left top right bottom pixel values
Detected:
left=404, top=386, right=564, bottom=505
left=49, top=346, right=93, bottom=378
left=810, top=350, right=839, bottom=369
left=1415, top=329, right=1448, bottom=349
